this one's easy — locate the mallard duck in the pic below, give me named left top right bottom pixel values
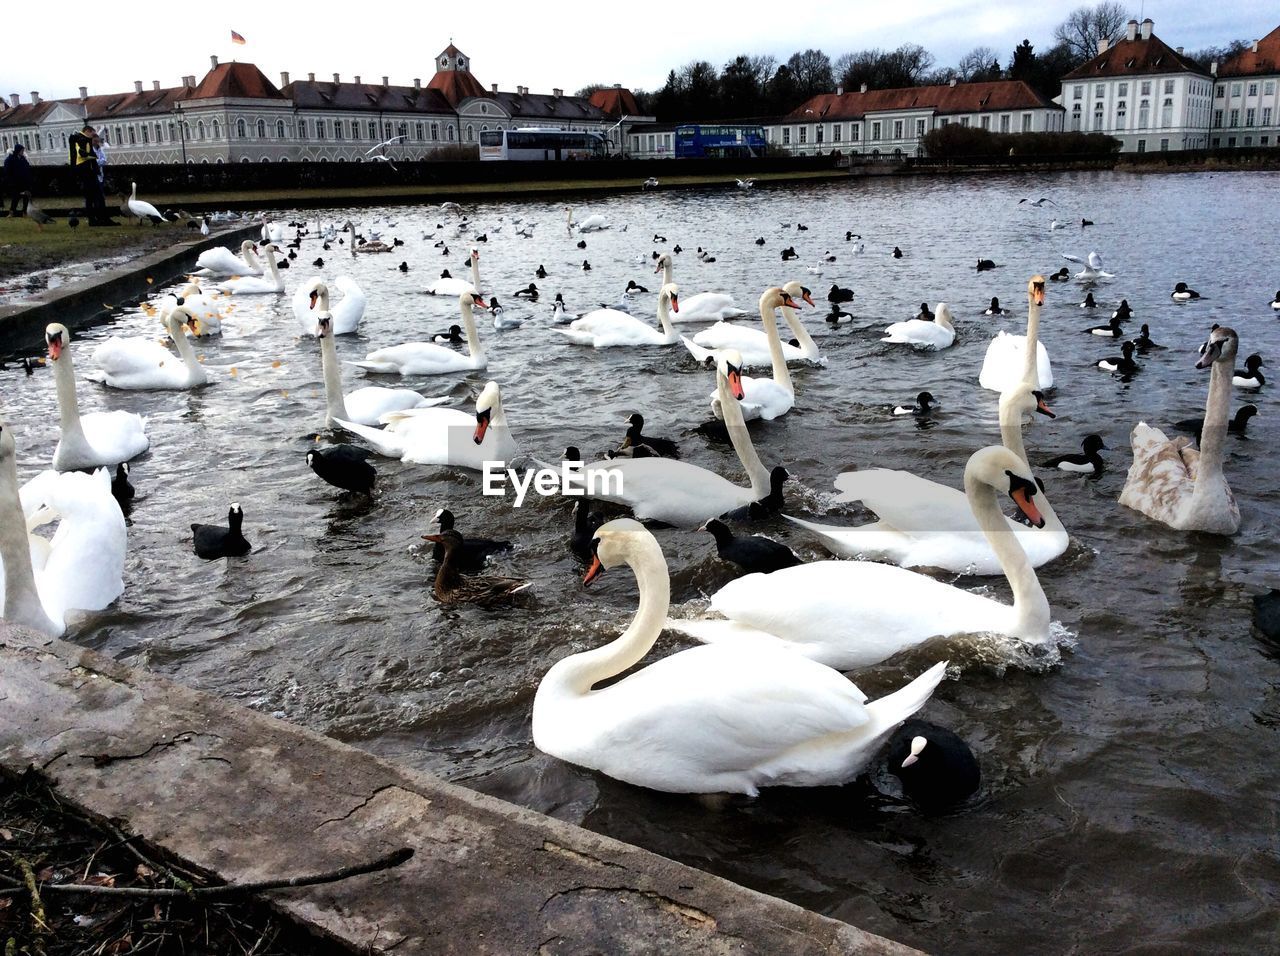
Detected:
left=426, top=508, right=512, bottom=574
left=422, top=529, right=528, bottom=604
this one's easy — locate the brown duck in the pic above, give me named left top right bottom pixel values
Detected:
left=422, top=529, right=529, bottom=604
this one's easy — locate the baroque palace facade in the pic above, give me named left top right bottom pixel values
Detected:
left=0, top=44, right=648, bottom=165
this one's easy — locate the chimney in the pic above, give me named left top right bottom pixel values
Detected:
left=613, top=83, right=621, bottom=89
left=949, top=77, right=957, bottom=87
left=382, top=76, right=389, bottom=86
left=553, top=88, right=563, bottom=98
left=354, top=75, right=362, bottom=84
left=134, top=80, right=143, bottom=93
left=10, top=94, right=19, bottom=108
left=860, top=83, right=868, bottom=93
left=210, top=55, right=219, bottom=69
left=333, top=73, right=340, bottom=83
left=185, top=75, right=196, bottom=88
left=491, top=83, right=498, bottom=93
left=1126, top=19, right=1138, bottom=41
left=1175, top=47, right=1183, bottom=55
left=836, top=85, right=843, bottom=96
left=308, top=72, right=316, bottom=82
left=1253, top=40, right=1260, bottom=53
left=414, top=78, right=421, bottom=89
left=152, top=80, right=160, bottom=91
left=79, top=86, right=88, bottom=99
left=1097, top=37, right=1109, bottom=55
left=1211, top=61, right=1218, bottom=76
left=280, top=71, right=290, bottom=86
left=1139, top=18, right=1153, bottom=41
left=30, top=91, right=40, bottom=104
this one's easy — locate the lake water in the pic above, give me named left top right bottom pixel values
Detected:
left=2, top=169, right=1279, bottom=954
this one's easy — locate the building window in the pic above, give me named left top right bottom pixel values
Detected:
left=1071, top=104, right=1081, bottom=131
left=347, top=121, right=355, bottom=138
left=1161, top=98, right=1173, bottom=127
left=798, top=126, right=807, bottom=144
left=368, top=121, right=376, bottom=139
left=1136, top=139, right=1146, bottom=152
left=155, top=122, right=163, bottom=142
left=833, top=124, right=842, bottom=141
left=1163, top=79, right=1174, bottom=95
left=1116, top=102, right=1126, bottom=129
left=212, top=120, right=221, bottom=139
left=999, top=114, right=1010, bottom=133
left=871, top=121, right=881, bottom=140
left=384, top=122, right=393, bottom=138
left=140, top=125, right=149, bottom=144
left=1160, top=138, right=1169, bottom=151
left=277, top=120, right=286, bottom=138
left=1140, top=81, right=1151, bottom=96
left=1244, top=135, right=1253, bottom=146
left=446, top=125, right=454, bottom=141
left=1247, top=83, right=1258, bottom=97
left=1138, top=101, right=1149, bottom=129
left=253, top=118, right=263, bottom=138
left=1264, top=81, right=1276, bottom=96
left=1246, top=108, right=1256, bottom=126
left=334, top=120, right=343, bottom=140
left=782, top=127, right=791, bottom=145
left=850, top=125, right=860, bottom=142
left=1229, top=109, right=1240, bottom=127
left=1227, top=136, right=1236, bottom=146
left=129, top=125, right=138, bottom=144
left=298, top=119, right=307, bottom=138
left=1073, top=85, right=1083, bottom=100
left=1093, top=109, right=1102, bottom=130
left=430, top=122, right=439, bottom=141
left=465, top=123, right=474, bottom=142
left=890, top=120, right=901, bottom=138
left=1263, top=108, right=1272, bottom=126
left=1213, top=109, right=1223, bottom=127
left=1118, top=82, right=1129, bottom=97
left=980, top=115, right=990, bottom=130
left=316, top=119, right=325, bottom=139
left=1262, top=136, right=1270, bottom=145
left=415, top=121, right=423, bottom=140
left=1216, top=84, right=1225, bottom=98
left=916, top=118, right=927, bottom=137
left=815, top=125, right=823, bottom=144
left=1022, top=113, right=1033, bottom=132
left=960, top=116, right=970, bottom=127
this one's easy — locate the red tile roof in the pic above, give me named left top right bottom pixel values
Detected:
left=284, top=80, right=453, bottom=114
left=1062, top=32, right=1208, bottom=81
left=1219, top=25, right=1280, bottom=77
left=785, top=80, right=1059, bottom=122
left=0, top=100, right=61, bottom=128
left=186, top=62, right=285, bottom=100
left=589, top=87, right=640, bottom=118
left=441, top=44, right=465, bottom=58
left=427, top=71, right=489, bottom=106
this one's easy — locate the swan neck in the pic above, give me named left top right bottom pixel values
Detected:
left=760, top=302, right=793, bottom=392
left=169, top=321, right=205, bottom=380
left=1197, top=357, right=1231, bottom=482
left=460, top=300, right=485, bottom=360
left=966, top=470, right=1050, bottom=634
left=0, top=449, right=55, bottom=634
left=661, top=260, right=673, bottom=286
left=470, top=255, right=482, bottom=294
left=780, top=306, right=819, bottom=359
left=719, top=371, right=770, bottom=495
left=52, top=352, right=84, bottom=441
left=1022, top=299, right=1041, bottom=388
left=548, top=543, right=670, bottom=697
left=319, top=332, right=350, bottom=425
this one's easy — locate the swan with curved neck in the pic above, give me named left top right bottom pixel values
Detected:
left=881, top=303, right=956, bottom=349
left=683, top=280, right=822, bottom=367
left=88, top=306, right=207, bottom=389
left=653, top=252, right=746, bottom=322
left=532, top=518, right=948, bottom=794
left=294, top=277, right=366, bottom=335
left=783, top=384, right=1068, bottom=574
left=127, top=182, right=165, bottom=223
left=0, top=419, right=59, bottom=636
left=164, top=279, right=222, bottom=336
left=45, top=323, right=149, bottom=472
left=215, top=244, right=283, bottom=294
left=556, top=284, right=680, bottom=347
left=193, top=239, right=262, bottom=277
left=709, top=286, right=799, bottom=421
left=316, top=313, right=441, bottom=427
left=584, top=343, right=774, bottom=526
left=353, top=292, right=488, bottom=375
left=1119, top=326, right=1240, bottom=534
left=672, top=446, right=1053, bottom=670
left=427, top=249, right=482, bottom=296
left=336, top=380, right=518, bottom=468
left=980, top=275, right=1053, bottom=391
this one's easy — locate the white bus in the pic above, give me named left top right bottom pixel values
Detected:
left=479, top=128, right=608, bottom=161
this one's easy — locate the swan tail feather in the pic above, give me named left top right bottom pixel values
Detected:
left=664, top=617, right=787, bottom=648
left=681, top=337, right=717, bottom=366
left=863, top=660, right=948, bottom=735
left=333, top=418, right=405, bottom=458
left=350, top=360, right=399, bottom=374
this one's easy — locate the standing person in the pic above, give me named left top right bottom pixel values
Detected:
left=68, top=124, right=111, bottom=225
left=3, top=143, right=33, bottom=217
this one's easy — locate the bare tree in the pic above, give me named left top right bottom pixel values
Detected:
left=956, top=46, right=1001, bottom=82
left=748, top=54, right=779, bottom=90
left=1053, top=2, right=1131, bottom=64
left=787, top=49, right=835, bottom=98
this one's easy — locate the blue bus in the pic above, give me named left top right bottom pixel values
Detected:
left=674, top=124, right=767, bottom=159
left=479, top=128, right=608, bottom=161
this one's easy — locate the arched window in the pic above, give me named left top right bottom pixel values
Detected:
left=201, top=157, right=209, bottom=164
left=447, top=125, right=455, bottom=141
left=261, top=156, right=271, bottom=163
left=196, top=121, right=205, bottom=141
left=241, top=156, right=251, bottom=163
left=277, top=119, right=285, bottom=138
left=212, top=120, right=220, bottom=139
left=465, top=124, right=474, bottom=142
left=237, top=119, right=246, bottom=138
left=256, top=118, right=266, bottom=138
left=216, top=157, right=224, bottom=164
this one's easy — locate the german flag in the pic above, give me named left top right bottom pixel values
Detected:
left=230, top=30, right=246, bottom=45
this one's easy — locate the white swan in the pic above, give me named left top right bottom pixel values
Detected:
left=162, top=280, right=223, bottom=336
left=426, top=248, right=482, bottom=296
left=555, top=284, right=680, bottom=347
left=783, top=383, right=1069, bottom=575
left=215, top=244, right=284, bottom=294
left=881, top=302, right=956, bottom=349
left=708, top=286, right=799, bottom=421
left=293, top=277, right=366, bottom=336
left=335, top=380, right=518, bottom=469
left=193, top=239, right=262, bottom=277
left=654, top=253, right=746, bottom=322
left=260, top=216, right=286, bottom=243
left=582, top=347, right=773, bottom=527
left=565, top=206, right=609, bottom=233
left=0, top=422, right=126, bottom=637
left=126, top=182, right=165, bottom=224
left=1062, top=250, right=1114, bottom=281
left=353, top=292, right=488, bottom=376
left=86, top=305, right=207, bottom=390
left=315, top=311, right=444, bottom=427
left=683, top=281, right=822, bottom=368
left=1119, top=326, right=1240, bottom=535
left=670, top=446, right=1051, bottom=671
left=45, top=324, right=149, bottom=472
left=979, top=275, right=1054, bottom=392
left=532, top=517, right=948, bottom=795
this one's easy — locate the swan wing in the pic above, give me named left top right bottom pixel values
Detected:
left=341, top=387, right=443, bottom=426
left=832, top=469, right=978, bottom=533
left=1119, top=422, right=1194, bottom=519
left=74, top=411, right=149, bottom=466
left=582, top=458, right=752, bottom=527
left=978, top=332, right=1053, bottom=391
left=354, top=341, right=467, bottom=375
left=332, top=276, right=367, bottom=333
left=333, top=417, right=408, bottom=459
left=91, top=337, right=180, bottom=386
left=676, top=292, right=746, bottom=321
left=36, top=471, right=126, bottom=616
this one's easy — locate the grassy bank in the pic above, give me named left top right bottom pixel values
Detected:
left=0, top=214, right=193, bottom=283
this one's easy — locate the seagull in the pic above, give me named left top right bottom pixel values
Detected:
left=1019, top=197, right=1057, bottom=207
left=1062, top=251, right=1114, bottom=281
left=365, top=135, right=407, bottom=156
left=643, top=177, right=659, bottom=190
left=736, top=178, right=755, bottom=189
left=369, top=155, right=399, bottom=171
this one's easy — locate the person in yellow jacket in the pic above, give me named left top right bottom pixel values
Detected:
left=68, top=124, right=112, bottom=225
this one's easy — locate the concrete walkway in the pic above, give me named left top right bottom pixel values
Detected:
left=0, top=621, right=921, bottom=955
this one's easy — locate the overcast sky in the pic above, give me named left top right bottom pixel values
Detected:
left=4, top=1, right=1276, bottom=103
